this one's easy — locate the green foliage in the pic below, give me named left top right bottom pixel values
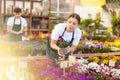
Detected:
left=106, top=0, right=115, bottom=3
left=93, top=35, right=113, bottom=42
left=111, top=11, right=120, bottom=36
left=77, top=43, right=111, bottom=53
left=94, top=17, right=103, bottom=29
left=80, top=17, right=103, bottom=40
left=80, top=17, right=103, bottom=30
left=77, top=44, right=85, bottom=51
left=80, top=18, right=94, bottom=29
left=57, top=40, right=69, bottom=48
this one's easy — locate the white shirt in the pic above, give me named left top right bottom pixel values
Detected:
left=51, top=23, right=82, bottom=46
left=7, top=16, right=27, bottom=29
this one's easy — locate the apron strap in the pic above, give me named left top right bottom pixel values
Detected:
left=69, top=31, right=74, bottom=45
left=61, top=27, right=66, bottom=36
left=13, top=17, right=21, bottom=26
left=58, top=27, right=66, bottom=41
left=58, top=27, right=74, bottom=45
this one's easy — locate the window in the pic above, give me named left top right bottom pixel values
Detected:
left=51, top=0, right=72, bottom=18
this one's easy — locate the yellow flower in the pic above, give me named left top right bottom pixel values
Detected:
left=102, top=59, right=108, bottom=65
left=109, top=55, right=114, bottom=59
left=93, top=57, right=99, bottom=63
left=117, top=56, right=120, bottom=60
left=88, top=56, right=93, bottom=60
left=111, top=56, right=119, bottom=61
left=93, top=58, right=99, bottom=63
left=41, top=34, right=45, bottom=39
left=28, top=35, right=34, bottom=39
left=107, top=27, right=112, bottom=33
left=113, top=41, right=120, bottom=47
left=99, top=41, right=103, bottom=45
left=101, top=53, right=108, bottom=58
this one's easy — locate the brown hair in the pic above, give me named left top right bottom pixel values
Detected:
left=14, top=7, right=22, bottom=13
left=68, top=13, right=81, bottom=24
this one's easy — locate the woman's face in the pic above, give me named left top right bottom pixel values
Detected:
left=66, top=17, right=79, bottom=32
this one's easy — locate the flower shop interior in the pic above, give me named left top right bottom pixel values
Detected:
left=0, top=0, right=120, bottom=80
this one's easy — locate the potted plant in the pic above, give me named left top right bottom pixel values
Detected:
left=111, top=10, right=120, bottom=37
left=80, top=16, right=103, bottom=40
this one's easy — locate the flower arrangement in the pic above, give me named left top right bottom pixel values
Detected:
left=28, top=59, right=96, bottom=80
left=0, top=40, right=46, bottom=56
left=77, top=41, right=111, bottom=53
left=27, top=53, right=120, bottom=80
left=88, top=53, right=120, bottom=68
left=28, top=32, right=51, bottom=40
left=76, top=55, right=120, bottom=80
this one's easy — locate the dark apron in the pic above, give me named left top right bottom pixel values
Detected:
left=8, top=18, right=22, bottom=41
left=46, top=27, right=74, bottom=60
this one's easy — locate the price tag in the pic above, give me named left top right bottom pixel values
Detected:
left=69, top=55, right=76, bottom=66
left=109, top=60, right=115, bottom=67
left=60, top=61, right=68, bottom=68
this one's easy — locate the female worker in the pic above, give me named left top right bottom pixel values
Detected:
left=46, top=13, right=82, bottom=60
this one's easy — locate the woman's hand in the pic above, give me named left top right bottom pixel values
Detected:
left=68, top=45, right=77, bottom=53
left=58, top=48, right=65, bottom=56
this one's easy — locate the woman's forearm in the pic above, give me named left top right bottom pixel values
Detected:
left=50, top=39, right=60, bottom=51
left=50, top=44, right=60, bottom=51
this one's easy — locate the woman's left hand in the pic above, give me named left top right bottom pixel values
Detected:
left=68, top=45, right=77, bottom=53
left=58, top=48, right=65, bottom=56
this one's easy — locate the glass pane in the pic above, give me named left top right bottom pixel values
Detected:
left=51, top=0, right=57, bottom=11
left=59, top=0, right=70, bottom=12
left=24, top=2, right=30, bottom=15
left=43, top=0, right=49, bottom=16
left=16, top=1, right=23, bottom=8
left=32, top=2, right=42, bottom=16
left=6, top=1, right=14, bottom=14
left=59, top=13, right=70, bottom=19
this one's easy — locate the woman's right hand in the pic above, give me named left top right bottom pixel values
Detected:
left=58, top=48, right=65, bottom=56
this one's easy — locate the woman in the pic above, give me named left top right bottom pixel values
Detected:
left=7, top=7, right=27, bottom=41
left=46, top=13, right=82, bottom=60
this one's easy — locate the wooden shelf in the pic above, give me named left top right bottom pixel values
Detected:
left=3, top=14, right=30, bottom=17
left=31, top=29, right=49, bottom=31
left=32, top=15, right=49, bottom=18
left=31, top=0, right=42, bottom=2
left=2, top=0, right=51, bottom=33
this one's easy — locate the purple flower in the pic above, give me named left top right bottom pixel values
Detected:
left=91, top=71, right=97, bottom=75
left=95, top=44, right=104, bottom=49
left=114, top=78, right=118, bottom=80
left=85, top=45, right=90, bottom=49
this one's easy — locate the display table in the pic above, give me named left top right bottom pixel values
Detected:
left=0, top=56, right=47, bottom=62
